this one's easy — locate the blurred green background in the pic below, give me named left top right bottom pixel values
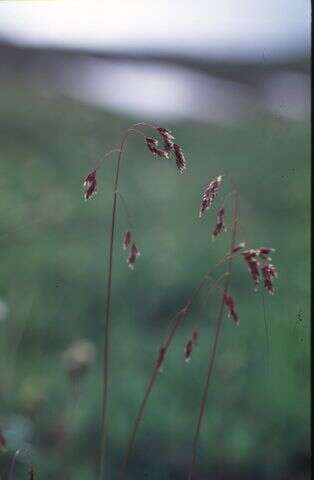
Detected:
left=0, top=78, right=310, bottom=480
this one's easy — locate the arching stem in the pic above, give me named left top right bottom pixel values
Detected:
left=99, top=128, right=141, bottom=480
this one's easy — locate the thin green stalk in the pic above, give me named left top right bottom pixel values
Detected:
left=99, top=130, right=134, bottom=480
left=118, top=342, right=167, bottom=480
left=99, top=122, right=162, bottom=479
left=188, top=192, right=238, bottom=480
left=119, top=270, right=229, bottom=479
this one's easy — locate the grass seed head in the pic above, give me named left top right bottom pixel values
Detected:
left=242, top=248, right=276, bottom=291
left=261, top=262, right=277, bottom=294
left=199, top=175, right=223, bottom=218
left=224, top=292, right=239, bottom=324
left=83, top=170, right=97, bottom=201
left=173, top=143, right=187, bottom=174
left=157, top=127, right=175, bottom=151
left=242, top=250, right=260, bottom=291
left=127, top=243, right=141, bottom=270
left=212, top=207, right=226, bottom=240
left=123, top=231, right=132, bottom=250
left=146, top=137, right=169, bottom=158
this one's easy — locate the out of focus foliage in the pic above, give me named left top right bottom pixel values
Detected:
left=0, top=81, right=310, bottom=479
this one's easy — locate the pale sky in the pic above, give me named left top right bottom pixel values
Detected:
left=0, top=0, right=310, bottom=59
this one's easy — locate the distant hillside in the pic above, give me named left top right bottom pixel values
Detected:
left=0, top=38, right=310, bottom=87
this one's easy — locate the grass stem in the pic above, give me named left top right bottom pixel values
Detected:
left=99, top=130, right=135, bottom=480
left=188, top=192, right=238, bottom=480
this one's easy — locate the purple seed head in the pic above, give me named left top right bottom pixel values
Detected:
left=146, top=137, right=169, bottom=159
left=173, top=143, right=187, bottom=174
left=212, top=207, right=226, bottom=240
left=127, top=242, right=141, bottom=270
left=83, top=170, right=97, bottom=201
left=123, top=231, right=132, bottom=250
left=199, top=175, right=223, bottom=218
left=224, top=292, right=239, bottom=324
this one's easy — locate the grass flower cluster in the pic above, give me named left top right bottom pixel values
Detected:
left=82, top=123, right=278, bottom=480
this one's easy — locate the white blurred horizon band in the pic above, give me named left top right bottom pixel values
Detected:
left=0, top=0, right=310, bottom=60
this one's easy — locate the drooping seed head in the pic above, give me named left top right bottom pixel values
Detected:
left=261, top=262, right=277, bottom=295
left=242, top=247, right=277, bottom=291
left=156, top=127, right=175, bottom=141
left=157, top=127, right=175, bottom=151
left=212, top=207, right=226, bottom=240
left=224, top=292, right=239, bottom=324
left=173, top=143, right=187, bottom=174
left=123, top=231, right=132, bottom=250
left=127, top=242, right=141, bottom=270
left=146, top=137, right=169, bottom=158
left=146, top=136, right=158, bottom=150
left=83, top=170, right=97, bottom=201
left=242, top=250, right=260, bottom=291
left=248, top=259, right=260, bottom=291
left=199, top=175, right=223, bottom=217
